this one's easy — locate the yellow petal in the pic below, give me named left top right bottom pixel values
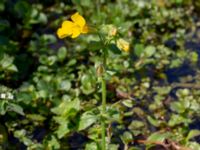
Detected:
left=71, top=12, right=86, bottom=28
left=71, top=25, right=81, bottom=38
left=57, top=28, right=69, bottom=39
left=61, top=21, right=74, bottom=35
left=81, top=25, right=89, bottom=34
left=57, top=21, right=75, bottom=39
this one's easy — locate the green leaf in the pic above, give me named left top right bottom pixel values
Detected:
left=67, top=59, right=77, bottom=66
left=80, top=0, right=91, bottom=7
left=186, top=142, right=200, bottom=150
left=59, top=80, right=71, bottom=91
left=147, top=132, right=170, bottom=142
left=128, top=120, right=145, bottom=130
left=85, top=142, right=98, bottom=150
left=51, top=98, right=80, bottom=117
left=120, top=131, right=133, bottom=144
left=186, top=130, right=200, bottom=142
left=147, top=116, right=160, bottom=127
left=14, top=1, right=30, bottom=18
left=46, top=135, right=60, bottom=149
left=168, top=114, right=191, bottom=127
left=144, top=45, right=156, bottom=57
left=26, top=114, right=46, bottom=121
left=57, top=47, right=67, bottom=61
left=190, top=52, right=198, bottom=63
left=0, top=100, right=7, bottom=115
left=108, top=44, right=121, bottom=54
left=89, top=41, right=102, bottom=51
left=7, top=103, right=24, bottom=115
left=170, top=101, right=186, bottom=113
left=0, top=54, right=17, bottom=71
left=134, top=44, right=144, bottom=57
left=47, top=56, right=57, bottom=66
left=108, top=144, right=119, bottom=150
left=56, top=121, right=70, bottom=139
left=7, top=64, right=18, bottom=72
left=16, top=92, right=33, bottom=104
left=81, top=74, right=95, bottom=95
left=122, top=99, right=133, bottom=108
left=78, top=111, right=97, bottom=130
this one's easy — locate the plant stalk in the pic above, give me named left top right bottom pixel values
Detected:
left=101, top=76, right=106, bottom=150
left=101, top=49, right=107, bottom=150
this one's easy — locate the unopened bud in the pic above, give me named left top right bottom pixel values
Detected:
left=96, top=64, right=104, bottom=77
left=117, top=38, right=130, bottom=52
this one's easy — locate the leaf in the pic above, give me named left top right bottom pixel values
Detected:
left=16, top=92, right=33, bottom=104
left=56, top=121, right=70, bottom=139
left=134, top=44, right=144, bottom=57
left=122, top=99, right=133, bottom=108
left=81, top=74, right=95, bottom=95
left=47, top=56, right=57, bottom=66
left=46, top=135, right=60, bottom=149
left=59, top=80, right=71, bottom=91
left=168, top=114, right=191, bottom=127
left=128, top=120, right=145, bottom=130
left=147, top=116, right=160, bottom=127
left=67, top=59, right=77, bottom=66
left=14, top=1, right=30, bottom=18
left=7, top=64, right=18, bottom=72
left=7, top=103, right=24, bottom=115
left=144, top=45, right=156, bottom=57
left=80, top=0, right=91, bottom=7
left=78, top=111, right=97, bottom=130
left=190, top=52, right=198, bottom=63
left=108, top=144, right=119, bottom=150
left=0, top=100, right=7, bottom=115
left=85, top=142, right=98, bottom=150
left=186, top=130, right=200, bottom=141
left=57, top=47, right=67, bottom=61
left=170, top=101, right=186, bottom=113
left=89, top=41, right=102, bottom=51
left=147, top=132, right=170, bottom=142
left=26, top=114, right=46, bottom=121
left=108, top=44, right=121, bottom=54
left=51, top=98, right=80, bottom=117
left=120, top=131, right=133, bottom=144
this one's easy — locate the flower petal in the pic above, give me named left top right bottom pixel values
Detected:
left=71, top=26, right=81, bottom=38
left=71, top=12, right=86, bottom=28
left=61, top=21, right=74, bottom=35
left=57, top=28, right=69, bottom=39
left=81, top=25, right=89, bottom=34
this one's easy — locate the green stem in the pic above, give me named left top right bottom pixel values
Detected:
left=101, top=76, right=106, bottom=150
left=101, top=48, right=107, bottom=150
left=97, top=32, right=107, bottom=150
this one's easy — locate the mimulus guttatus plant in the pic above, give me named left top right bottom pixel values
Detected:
left=57, top=12, right=130, bottom=150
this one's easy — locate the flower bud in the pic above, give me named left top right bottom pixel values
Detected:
left=96, top=64, right=104, bottom=77
left=117, top=38, right=130, bottom=52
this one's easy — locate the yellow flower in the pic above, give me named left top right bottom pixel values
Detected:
left=117, top=38, right=130, bottom=52
left=57, top=12, right=88, bottom=39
